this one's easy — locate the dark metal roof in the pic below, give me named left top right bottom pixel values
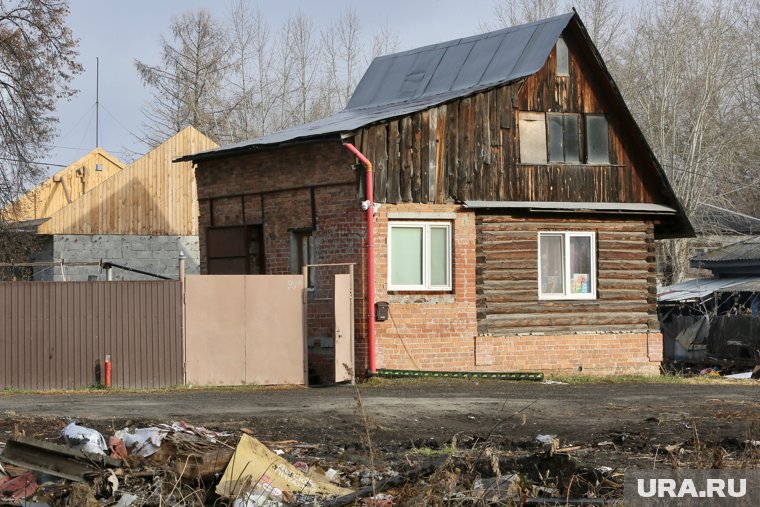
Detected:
left=692, top=236, right=760, bottom=264
left=179, top=12, right=575, bottom=160
left=463, top=201, right=677, bottom=214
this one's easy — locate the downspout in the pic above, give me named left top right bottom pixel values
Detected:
left=342, top=142, right=376, bottom=375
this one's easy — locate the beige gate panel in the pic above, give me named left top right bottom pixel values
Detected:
left=334, top=273, right=354, bottom=382
left=185, top=276, right=247, bottom=385
left=245, top=276, right=305, bottom=385
left=185, top=275, right=305, bottom=386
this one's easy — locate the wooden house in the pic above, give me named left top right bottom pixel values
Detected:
left=11, top=126, right=217, bottom=281
left=181, top=13, right=692, bottom=378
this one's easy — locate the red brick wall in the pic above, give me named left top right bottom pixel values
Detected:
left=373, top=204, right=479, bottom=370
left=195, top=142, right=366, bottom=383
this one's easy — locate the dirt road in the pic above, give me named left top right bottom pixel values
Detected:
left=1, top=380, right=758, bottom=504
left=1, top=381, right=758, bottom=451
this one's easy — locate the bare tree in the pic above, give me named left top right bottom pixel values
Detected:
left=479, top=0, right=625, bottom=58
left=617, top=0, right=743, bottom=283
left=0, top=0, right=81, bottom=265
left=370, top=22, right=401, bottom=60
left=224, top=1, right=278, bottom=141
left=480, top=0, right=561, bottom=30
left=135, top=9, right=230, bottom=146
left=321, top=7, right=364, bottom=111
left=138, top=2, right=410, bottom=144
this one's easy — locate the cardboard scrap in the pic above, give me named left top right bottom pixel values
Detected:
left=216, top=434, right=352, bottom=500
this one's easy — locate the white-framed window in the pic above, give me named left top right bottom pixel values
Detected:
left=388, top=222, right=452, bottom=291
left=538, top=231, right=596, bottom=300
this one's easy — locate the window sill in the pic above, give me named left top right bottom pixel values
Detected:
left=388, top=292, right=455, bottom=304
left=539, top=296, right=598, bottom=302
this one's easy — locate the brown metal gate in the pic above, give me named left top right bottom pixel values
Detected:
left=0, top=281, right=183, bottom=389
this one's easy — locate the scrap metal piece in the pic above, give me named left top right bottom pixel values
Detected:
left=0, top=437, right=122, bottom=482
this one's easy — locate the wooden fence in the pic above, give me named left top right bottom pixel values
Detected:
left=0, top=281, right=183, bottom=389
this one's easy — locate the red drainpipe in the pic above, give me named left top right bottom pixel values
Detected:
left=342, top=142, right=376, bottom=375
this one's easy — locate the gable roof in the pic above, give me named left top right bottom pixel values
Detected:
left=180, top=13, right=575, bottom=160
left=179, top=12, right=692, bottom=238
left=2, top=148, right=125, bottom=222
left=692, top=236, right=760, bottom=265
left=36, top=126, right=218, bottom=236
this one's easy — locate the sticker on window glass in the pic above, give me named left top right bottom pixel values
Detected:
left=570, top=273, right=590, bottom=294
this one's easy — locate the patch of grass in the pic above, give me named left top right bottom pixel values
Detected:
left=410, top=445, right=457, bottom=457
left=364, top=372, right=757, bottom=386
left=0, top=383, right=304, bottom=396
left=545, top=373, right=754, bottom=385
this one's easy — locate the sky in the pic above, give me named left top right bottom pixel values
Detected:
left=47, top=0, right=501, bottom=172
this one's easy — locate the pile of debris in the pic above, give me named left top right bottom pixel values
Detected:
left=0, top=421, right=624, bottom=506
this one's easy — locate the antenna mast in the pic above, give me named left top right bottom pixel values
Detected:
left=95, top=57, right=99, bottom=147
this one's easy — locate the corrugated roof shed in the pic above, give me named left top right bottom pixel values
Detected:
left=658, top=277, right=760, bottom=302
left=692, top=236, right=760, bottom=263
left=182, top=13, right=575, bottom=159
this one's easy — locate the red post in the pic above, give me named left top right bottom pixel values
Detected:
left=104, top=354, right=112, bottom=388
left=342, top=143, right=376, bottom=375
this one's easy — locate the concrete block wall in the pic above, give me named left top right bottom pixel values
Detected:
left=34, top=235, right=200, bottom=281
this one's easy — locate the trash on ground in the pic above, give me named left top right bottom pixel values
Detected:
left=61, top=422, right=108, bottom=456
left=114, top=427, right=167, bottom=458
left=0, top=436, right=121, bottom=482
left=216, top=434, right=353, bottom=501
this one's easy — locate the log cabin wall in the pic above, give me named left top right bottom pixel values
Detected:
left=356, top=26, right=665, bottom=206
left=476, top=214, right=658, bottom=336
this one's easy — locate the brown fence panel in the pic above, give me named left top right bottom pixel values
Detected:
left=0, top=281, right=182, bottom=390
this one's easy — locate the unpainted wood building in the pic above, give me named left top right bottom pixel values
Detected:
left=8, top=126, right=217, bottom=281
left=183, top=13, right=692, bottom=378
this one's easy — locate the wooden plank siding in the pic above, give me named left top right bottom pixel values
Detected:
left=38, top=126, right=218, bottom=236
left=2, top=149, right=125, bottom=222
left=475, top=215, right=659, bottom=336
left=355, top=28, right=666, bottom=207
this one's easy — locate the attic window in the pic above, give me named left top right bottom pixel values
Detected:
left=556, top=38, right=569, bottom=76
left=547, top=113, right=580, bottom=163
left=585, top=115, right=610, bottom=164
left=519, top=111, right=611, bottom=165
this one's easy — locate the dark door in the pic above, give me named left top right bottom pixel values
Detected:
left=206, top=225, right=265, bottom=274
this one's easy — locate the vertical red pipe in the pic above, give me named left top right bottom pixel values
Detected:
left=342, top=143, right=376, bottom=374
left=104, top=354, right=112, bottom=388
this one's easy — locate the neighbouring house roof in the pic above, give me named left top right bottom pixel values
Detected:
left=178, top=13, right=576, bottom=160
left=658, top=277, right=760, bottom=302
left=1, top=148, right=125, bottom=223
left=35, top=126, right=218, bottom=236
left=692, top=236, right=760, bottom=264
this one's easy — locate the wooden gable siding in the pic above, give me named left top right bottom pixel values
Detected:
left=356, top=30, right=663, bottom=206
left=38, top=126, right=218, bottom=236
left=4, top=149, right=124, bottom=222
left=476, top=214, right=659, bottom=336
